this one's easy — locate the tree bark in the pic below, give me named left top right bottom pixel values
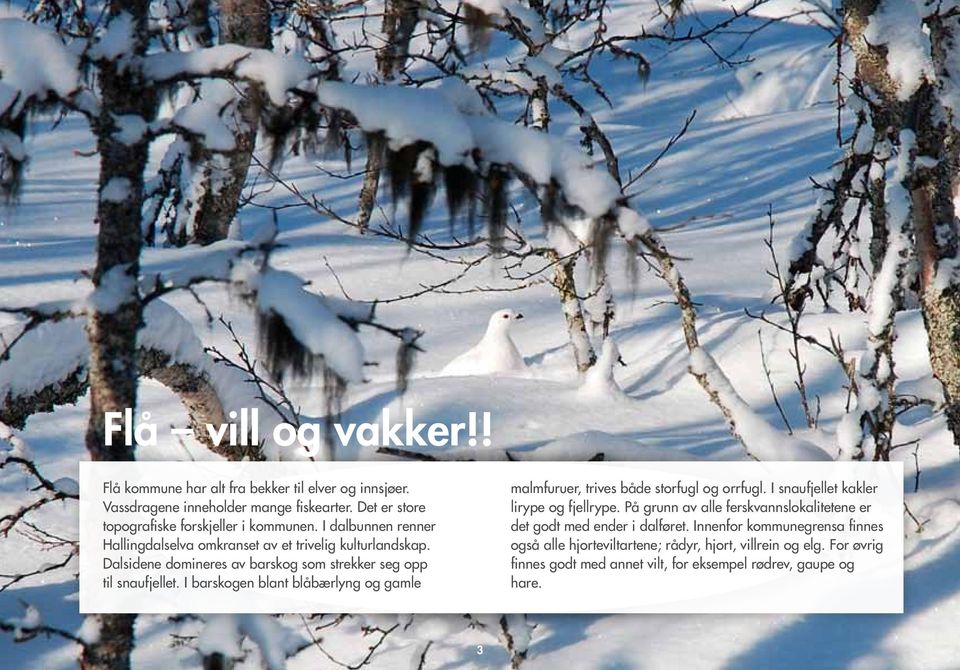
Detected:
left=80, top=614, right=136, bottom=670
left=843, top=1, right=960, bottom=450
left=549, top=252, right=596, bottom=373
left=187, top=0, right=271, bottom=245
left=83, top=2, right=156, bottom=666
left=185, top=0, right=214, bottom=48
left=86, top=1, right=155, bottom=460
left=918, top=13, right=960, bottom=451
left=355, top=0, right=419, bottom=231
left=2, top=346, right=235, bottom=456
left=529, top=82, right=597, bottom=372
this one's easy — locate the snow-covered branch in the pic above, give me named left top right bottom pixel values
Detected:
left=0, top=305, right=233, bottom=455
left=0, top=18, right=89, bottom=197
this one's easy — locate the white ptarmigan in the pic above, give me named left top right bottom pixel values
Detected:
left=440, top=309, right=527, bottom=376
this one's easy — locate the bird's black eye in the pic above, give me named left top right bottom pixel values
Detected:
left=502, top=314, right=509, bottom=319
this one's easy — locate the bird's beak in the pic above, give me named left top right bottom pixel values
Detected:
left=515, top=313, right=524, bottom=320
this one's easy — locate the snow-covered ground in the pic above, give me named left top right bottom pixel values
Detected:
left=2, top=1, right=959, bottom=668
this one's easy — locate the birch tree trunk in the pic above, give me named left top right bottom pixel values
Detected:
left=528, top=78, right=597, bottom=372
left=83, top=1, right=156, bottom=664
left=82, top=1, right=158, bottom=666
left=189, top=0, right=271, bottom=245
left=355, top=0, right=419, bottom=231
left=549, top=251, right=597, bottom=372
left=80, top=613, right=137, bottom=670
left=844, top=0, right=960, bottom=451
left=86, top=4, right=155, bottom=462
left=918, top=13, right=960, bottom=452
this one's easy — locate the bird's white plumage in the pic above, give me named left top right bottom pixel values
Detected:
left=440, top=309, right=527, bottom=376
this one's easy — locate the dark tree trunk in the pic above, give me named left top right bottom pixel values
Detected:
left=189, top=0, right=271, bottom=245
left=80, top=614, right=137, bottom=670
left=846, top=0, right=901, bottom=279
left=83, top=2, right=156, bottom=667
left=355, top=0, right=419, bottom=231
left=86, top=1, right=155, bottom=461
left=185, top=0, right=214, bottom=47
